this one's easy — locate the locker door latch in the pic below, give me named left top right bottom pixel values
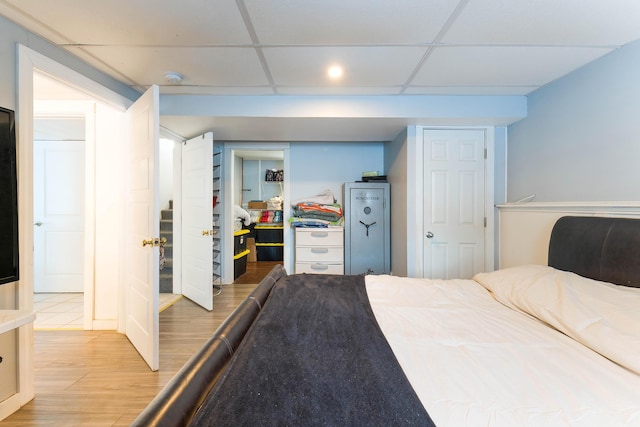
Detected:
left=359, top=220, right=377, bottom=236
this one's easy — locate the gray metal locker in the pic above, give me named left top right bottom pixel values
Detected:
left=343, top=182, right=390, bottom=275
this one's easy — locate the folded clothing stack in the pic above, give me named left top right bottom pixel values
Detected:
left=259, top=210, right=283, bottom=224
left=290, top=190, right=343, bottom=228
left=292, top=202, right=343, bottom=223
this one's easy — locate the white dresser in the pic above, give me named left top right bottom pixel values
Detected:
left=294, top=227, right=344, bottom=274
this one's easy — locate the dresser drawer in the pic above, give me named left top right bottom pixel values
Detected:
left=295, top=228, right=343, bottom=246
left=295, top=246, right=343, bottom=262
left=295, top=262, right=344, bottom=275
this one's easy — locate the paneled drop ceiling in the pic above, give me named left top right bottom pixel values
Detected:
left=3, top=0, right=640, bottom=140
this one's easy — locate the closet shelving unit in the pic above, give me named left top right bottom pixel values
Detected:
left=212, top=146, right=223, bottom=293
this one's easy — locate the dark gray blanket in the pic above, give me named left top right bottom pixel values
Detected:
left=190, top=273, right=434, bottom=426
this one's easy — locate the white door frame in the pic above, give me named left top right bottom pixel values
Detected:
left=18, top=45, right=133, bottom=308
left=223, top=143, right=291, bottom=283
left=33, top=101, right=94, bottom=326
left=409, top=126, right=495, bottom=277
left=17, top=44, right=133, bottom=401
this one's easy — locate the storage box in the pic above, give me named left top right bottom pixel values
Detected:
left=234, top=250, right=250, bottom=279
left=234, top=229, right=250, bottom=255
left=255, top=226, right=283, bottom=243
left=256, top=244, right=283, bottom=261
left=248, top=201, right=268, bottom=209
left=246, top=238, right=257, bottom=262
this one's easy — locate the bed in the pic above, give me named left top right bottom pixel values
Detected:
left=133, top=216, right=640, bottom=426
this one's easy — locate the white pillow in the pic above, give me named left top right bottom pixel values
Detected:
left=474, top=265, right=640, bottom=375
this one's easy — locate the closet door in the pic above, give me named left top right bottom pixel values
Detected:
left=422, top=128, right=486, bottom=280
left=181, top=133, right=214, bottom=311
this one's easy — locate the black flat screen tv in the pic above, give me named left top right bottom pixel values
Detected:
left=0, top=106, right=18, bottom=285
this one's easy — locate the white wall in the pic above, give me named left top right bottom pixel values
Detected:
left=241, top=159, right=284, bottom=205
left=498, top=203, right=640, bottom=268
left=159, top=138, right=174, bottom=211
left=93, top=103, right=124, bottom=325
left=507, top=39, right=640, bottom=202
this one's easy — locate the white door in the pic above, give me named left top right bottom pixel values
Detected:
left=33, top=140, right=85, bottom=292
left=423, top=129, right=486, bottom=279
left=181, top=133, right=214, bottom=310
left=124, top=86, right=160, bottom=371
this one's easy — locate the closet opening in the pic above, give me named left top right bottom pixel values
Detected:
left=232, top=149, right=285, bottom=284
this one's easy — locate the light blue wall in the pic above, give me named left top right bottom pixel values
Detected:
left=289, top=141, right=384, bottom=206
left=507, top=39, right=640, bottom=202
left=384, top=129, right=410, bottom=276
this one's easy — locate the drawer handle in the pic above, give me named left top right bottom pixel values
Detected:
left=311, top=264, right=329, bottom=270
left=310, top=231, right=329, bottom=238
left=310, top=248, right=329, bottom=254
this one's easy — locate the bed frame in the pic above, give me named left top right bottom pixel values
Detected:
left=132, top=264, right=287, bottom=426
left=548, top=216, right=640, bottom=288
left=132, top=215, right=640, bottom=426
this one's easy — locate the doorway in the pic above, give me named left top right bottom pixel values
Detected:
left=417, top=127, right=495, bottom=279
left=31, top=73, right=99, bottom=330
left=225, top=145, right=291, bottom=284
left=33, top=116, right=86, bottom=329
left=19, top=49, right=132, bottom=333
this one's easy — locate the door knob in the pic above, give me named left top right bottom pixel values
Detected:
left=426, top=231, right=434, bottom=239
left=142, top=237, right=167, bottom=247
left=34, top=221, right=43, bottom=227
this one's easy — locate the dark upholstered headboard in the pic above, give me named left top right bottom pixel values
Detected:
left=548, top=216, right=640, bottom=288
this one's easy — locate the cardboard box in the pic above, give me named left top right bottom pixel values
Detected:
left=248, top=201, right=267, bottom=209
left=247, top=238, right=257, bottom=262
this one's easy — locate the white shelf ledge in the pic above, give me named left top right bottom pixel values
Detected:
left=0, top=310, right=36, bottom=335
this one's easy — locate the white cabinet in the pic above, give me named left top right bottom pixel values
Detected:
left=294, top=227, right=344, bottom=274
left=0, top=329, right=17, bottom=402
left=0, top=309, right=35, bottom=421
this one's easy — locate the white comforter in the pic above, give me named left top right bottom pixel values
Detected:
left=366, top=265, right=640, bottom=427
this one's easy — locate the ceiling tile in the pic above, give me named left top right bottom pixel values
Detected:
left=444, top=0, right=640, bottom=46
left=245, top=0, right=460, bottom=44
left=67, top=46, right=270, bottom=87
left=264, top=46, right=426, bottom=86
left=412, top=46, right=613, bottom=87
left=4, top=0, right=251, bottom=45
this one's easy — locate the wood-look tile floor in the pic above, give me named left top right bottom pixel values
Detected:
left=2, top=261, right=282, bottom=426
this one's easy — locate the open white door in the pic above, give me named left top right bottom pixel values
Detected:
left=124, top=86, right=160, bottom=371
left=181, top=133, right=214, bottom=310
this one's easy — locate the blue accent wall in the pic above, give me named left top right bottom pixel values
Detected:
left=289, top=141, right=384, bottom=205
left=507, top=39, right=640, bottom=202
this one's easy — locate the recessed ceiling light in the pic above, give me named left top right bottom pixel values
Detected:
left=328, top=65, right=343, bottom=79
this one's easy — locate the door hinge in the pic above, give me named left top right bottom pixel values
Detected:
left=484, top=217, right=487, bottom=227
left=484, top=148, right=487, bottom=159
